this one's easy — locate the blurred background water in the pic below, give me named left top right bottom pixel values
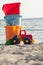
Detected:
left=0, top=18, right=43, bottom=44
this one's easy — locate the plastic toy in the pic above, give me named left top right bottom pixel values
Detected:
left=5, top=26, right=22, bottom=41
left=4, top=15, right=22, bottom=25
left=5, top=30, right=35, bottom=45
left=2, top=2, right=35, bottom=45
left=2, top=2, right=20, bottom=15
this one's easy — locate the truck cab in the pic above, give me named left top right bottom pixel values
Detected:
left=19, top=30, right=33, bottom=40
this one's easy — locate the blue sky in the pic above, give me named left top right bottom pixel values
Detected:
left=0, top=0, right=43, bottom=19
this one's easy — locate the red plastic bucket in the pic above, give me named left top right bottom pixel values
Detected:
left=2, top=2, right=20, bottom=15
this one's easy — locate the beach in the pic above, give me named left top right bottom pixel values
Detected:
left=0, top=19, right=43, bottom=65
left=0, top=43, right=43, bottom=65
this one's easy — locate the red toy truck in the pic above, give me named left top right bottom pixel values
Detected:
left=5, top=30, right=35, bottom=45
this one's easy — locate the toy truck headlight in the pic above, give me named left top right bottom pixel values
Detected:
left=32, top=39, right=36, bottom=43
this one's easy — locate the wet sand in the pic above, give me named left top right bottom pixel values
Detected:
left=0, top=43, right=43, bottom=65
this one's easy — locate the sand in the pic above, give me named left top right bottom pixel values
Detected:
left=0, top=43, right=43, bottom=65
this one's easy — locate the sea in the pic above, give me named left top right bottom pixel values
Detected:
left=0, top=18, right=43, bottom=44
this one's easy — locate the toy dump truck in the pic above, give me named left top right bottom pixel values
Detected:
left=5, top=30, right=35, bottom=45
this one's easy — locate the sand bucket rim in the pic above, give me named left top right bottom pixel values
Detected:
left=4, top=15, right=22, bottom=19
left=2, top=2, right=21, bottom=10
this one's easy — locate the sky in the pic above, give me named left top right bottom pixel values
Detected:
left=0, top=0, right=43, bottom=19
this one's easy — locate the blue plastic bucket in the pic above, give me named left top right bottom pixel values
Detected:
left=4, top=15, right=22, bottom=25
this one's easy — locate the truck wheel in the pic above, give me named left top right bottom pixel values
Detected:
left=24, top=37, right=32, bottom=44
left=11, top=36, right=19, bottom=45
